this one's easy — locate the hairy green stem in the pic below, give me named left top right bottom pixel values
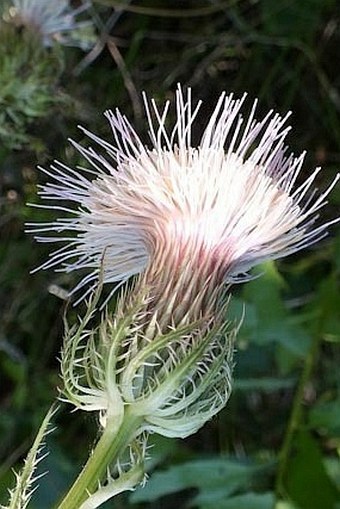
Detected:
left=275, top=332, right=320, bottom=496
left=56, top=410, right=143, bottom=509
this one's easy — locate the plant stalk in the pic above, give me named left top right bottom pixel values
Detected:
left=57, top=410, right=143, bottom=509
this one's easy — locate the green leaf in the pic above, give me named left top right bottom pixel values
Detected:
left=275, top=502, right=300, bottom=509
left=234, top=377, right=295, bottom=392
left=242, top=263, right=312, bottom=366
left=316, top=276, right=340, bottom=342
left=244, top=262, right=286, bottom=333
left=200, top=491, right=276, bottom=509
left=284, top=431, right=340, bottom=509
left=324, top=459, right=340, bottom=492
left=309, top=400, right=340, bottom=435
left=130, top=458, right=266, bottom=503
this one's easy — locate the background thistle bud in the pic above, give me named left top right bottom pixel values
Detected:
left=0, top=22, right=62, bottom=150
left=3, top=0, right=94, bottom=49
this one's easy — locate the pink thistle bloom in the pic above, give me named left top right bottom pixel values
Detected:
left=29, top=87, right=339, bottom=304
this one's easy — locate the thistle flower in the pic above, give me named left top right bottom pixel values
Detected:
left=30, top=84, right=340, bottom=438
left=27, top=88, right=339, bottom=508
left=30, top=87, right=339, bottom=303
left=4, top=0, right=94, bottom=49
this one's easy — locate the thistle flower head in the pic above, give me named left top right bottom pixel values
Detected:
left=61, top=282, right=236, bottom=438
left=33, top=87, right=339, bottom=445
left=25, top=88, right=340, bottom=505
left=30, top=86, right=339, bottom=303
left=4, top=0, right=93, bottom=48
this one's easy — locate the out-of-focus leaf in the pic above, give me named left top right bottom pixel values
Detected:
left=275, top=501, right=300, bottom=509
left=309, top=400, right=340, bottom=435
left=284, top=431, right=340, bottom=509
left=242, top=262, right=312, bottom=372
left=234, top=377, right=295, bottom=392
left=315, top=276, right=340, bottom=342
left=324, top=458, right=340, bottom=492
left=130, top=458, right=267, bottom=503
left=244, top=262, right=286, bottom=336
left=200, top=491, right=275, bottom=509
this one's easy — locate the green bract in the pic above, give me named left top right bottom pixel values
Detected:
left=61, top=283, right=236, bottom=439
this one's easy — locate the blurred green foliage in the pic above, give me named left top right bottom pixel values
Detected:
left=0, top=1, right=340, bottom=508
left=0, top=23, right=63, bottom=151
